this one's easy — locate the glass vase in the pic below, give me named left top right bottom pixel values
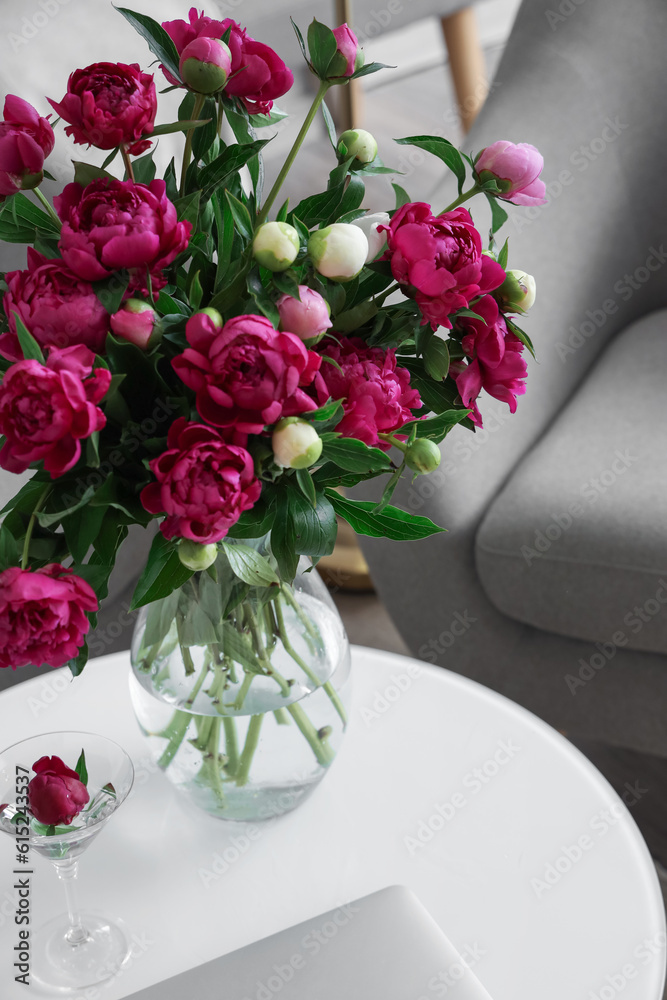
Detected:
left=129, top=538, right=351, bottom=822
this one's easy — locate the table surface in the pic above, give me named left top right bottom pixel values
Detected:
left=0, top=646, right=664, bottom=1000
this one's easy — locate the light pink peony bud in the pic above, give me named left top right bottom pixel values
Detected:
left=475, top=141, right=546, bottom=206
left=179, top=37, right=232, bottom=94
left=110, top=299, right=157, bottom=349
left=277, top=286, right=332, bottom=343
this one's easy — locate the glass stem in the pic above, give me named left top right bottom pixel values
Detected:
left=53, top=859, right=88, bottom=946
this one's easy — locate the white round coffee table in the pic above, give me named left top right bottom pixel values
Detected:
left=0, top=647, right=664, bottom=999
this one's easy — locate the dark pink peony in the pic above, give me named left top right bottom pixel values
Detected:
left=55, top=178, right=191, bottom=295
left=172, top=312, right=321, bottom=434
left=453, top=294, right=527, bottom=426
left=1, top=248, right=109, bottom=362
left=312, top=337, right=421, bottom=448
left=47, top=62, right=157, bottom=156
left=141, top=418, right=261, bottom=543
left=0, top=95, right=54, bottom=198
left=162, top=9, right=293, bottom=114
left=474, top=141, right=546, bottom=207
left=329, top=24, right=362, bottom=78
left=0, top=344, right=111, bottom=478
left=110, top=299, right=156, bottom=350
left=28, top=755, right=90, bottom=825
left=0, top=565, right=98, bottom=670
left=381, top=203, right=506, bottom=331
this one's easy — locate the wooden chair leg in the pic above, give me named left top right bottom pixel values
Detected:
left=334, top=0, right=363, bottom=130
left=440, top=6, right=488, bottom=133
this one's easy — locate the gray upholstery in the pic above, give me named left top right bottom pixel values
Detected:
left=476, top=309, right=667, bottom=654
left=357, top=0, right=667, bottom=755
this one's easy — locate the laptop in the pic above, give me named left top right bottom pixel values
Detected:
left=125, top=885, right=493, bottom=999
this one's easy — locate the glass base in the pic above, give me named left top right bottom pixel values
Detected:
left=31, top=911, right=131, bottom=991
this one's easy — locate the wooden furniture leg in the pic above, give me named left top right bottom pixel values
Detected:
left=441, top=6, right=488, bottom=132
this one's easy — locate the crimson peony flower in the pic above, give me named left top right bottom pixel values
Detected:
left=474, top=141, right=546, bottom=207
left=162, top=9, right=293, bottom=114
left=452, top=294, right=528, bottom=426
left=312, top=337, right=421, bottom=448
left=0, top=344, right=111, bottom=478
left=172, top=312, right=321, bottom=434
left=47, top=62, right=157, bottom=156
left=28, top=756, right=89, bottom=824
left=0, top=95, right=54, bottom=198
left=1, top=248, right=109, bottom=362
left=329, top=24, right=363, bottom=78
left=0, top=566, right=98, bottom=670
left=55, top=178, right=191, bottom=296
left=381, top=202, right=506, bottom=331
left=141, top=418, right=262, bottom=543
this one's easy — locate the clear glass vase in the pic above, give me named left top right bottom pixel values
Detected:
left=129, top=538, right=351, bottom=822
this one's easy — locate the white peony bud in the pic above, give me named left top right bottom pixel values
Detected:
left=337, top=128, right=378, bottom=164
left=307, top=223, right=368, bottom=281
left=252, top=222, right=300, bottom=272
left=272, top=418, right=323, bottom=469
left=496, top=269, right=536, bottom=314
left=351, top=211, right=390, bottom=262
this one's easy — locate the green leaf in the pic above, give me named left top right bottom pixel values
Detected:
left=0, top=475, right=50, bottom=516
left=291, top=17, right=308, bottom=63
left=423, top=336, right=450, bottom=381
left=272, top=271, right=301, bottom=299
left=37, top=484, right=97, bottom=528
left=399, top=357, right=463, bottom=415
left=220, top=623, right=265, bottom=674
left=301, top=398, right=344, bottom=431
left=220, top=542, right=279, bottom=586
left=392, top=183, right=412, bottom=209
left=225, top=190, right=253, bottom=241
left=506, top=317, right=536, bottom=359
left=151, top=118, right=212, bottom=137
left=174, top=190, right=201, bottom=228
left=72, top=161, right=115, bottom=187
left=350, top=61, right=394, bottom=80
left=333, top=299, right=378, bottom=333
left=75, top=749, right=88, bottom=787
left=401, top=408, right=472, bottom=443
left=320, top=99, right=338, bottom=151
left=132, top=151, right=156, bottom=184
left=62, top=501, right=106, bottom=564
left=336, top=173, right=365, bottom=218
left=248, top=107, right=289, bottom=127
left=93, top=272, right=130, bottom=315
left=0, top=522, right=18, bottom=569
left=188, top=270, right=204, bottom=310
left=497, top=237, right=509, bottom=270
left=0, top=193, right=60, bottom=241
left=372, top=460, right=406, bottom=515
left=295, top=467, right=317, bottom=508
left=319, top=434, right=392, bottom=473
left=307, top=18, right=338, bottom=78
left=325, top=492, right=446, bottom=540
left=290, top=183, right=345, bottom=230
left=13, top=315, right=45, bottom=363
left=246, top=268, right=279, bottom=327
left=227, top=497, right=276, bottom=539
left=394, top=135, right=466, bottom=192
left=114, top=6, right=181, bottom=82
left=486, top=192, right=509, bottom=234
left=198, top=139, right=269, bottom=199
left=270, top=489, right=298, bottom=581
left=130, top=533, right=193, bottom=610
left=289, top=486, right=337, bottom=557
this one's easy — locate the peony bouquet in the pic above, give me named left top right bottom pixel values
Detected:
left=0, top=5, right=543, bottom=687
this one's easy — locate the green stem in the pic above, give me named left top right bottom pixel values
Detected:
left=286, top=702, right=335, bottom=767
left=21, top=486, right=51, bottom=570
left=378, top=432, right=408, bottom=453
left=120, top=144, right=135, bottom=182
left=440, top=185, right=480, bottom=214
left=235, top=714, right=263, bottom=786
left=206, top=718, right=226, bottom=804
left=273, top=708, right=291, bottom=725
left=223, top=716, right=239, bottom=777
left=157, top=660, right=210, bottom=768
left=176, top=615, right=196, bottom=676
left=216, top=98, right=225, bottom=137
left=231, top=670, right=254, bottom=712
left=180, top=93, right=206, bottom=197
left=31, top=188, right=61, bottom=229
left=257, top=80, right=331, bottom=224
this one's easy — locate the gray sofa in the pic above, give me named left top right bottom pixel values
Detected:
left=358, top=0, right=667, bottom=756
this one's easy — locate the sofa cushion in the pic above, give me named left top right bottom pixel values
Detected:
left=475, top=309, right=667, bottom=654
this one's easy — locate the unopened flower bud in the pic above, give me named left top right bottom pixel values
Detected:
left=308, top=223, right=368, bottom=281
left=328, top=24, right=365, bottom=79
left=405, top=438, right=441, bottom=475
left=253, top=222, right=300, bottom=272
left=496, top=269, right=536, bottom=314
left=277, top=286, right=332, bottom=343
left=272, top=417, right=322, bottom=469
left=179, top=37, right=232, bottom=94
left=178, top=540, right=218, bottom=571
left=110, top=299, right=158, bottom=349
left=351, top=211, right=390, bottom=261
left=337, top=128, right=377, bottom=163
left=198, top=306, right=223, bottom=328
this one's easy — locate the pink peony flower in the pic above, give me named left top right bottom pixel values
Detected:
left=28, top=755, right=90, bottom=825
left=0, top=95, right=54, bottom=198
left=0, top=565, right=98, bottom=670
left=110, top=299, right=156, bottom=350
left=312, top=337, right=421, bottom=448
left=381, top=202, right=506, bottom=331
left=475, top=141, right=546, bottom=207
left=1, top=248, right=109, bottom=362
left=162, top=10, right=293, bottom=114
left=141, top=418, right=261, bottom=543
left=330, top=24, right=362, bottom=78
left=277, top=286, right=332, bottom=342
left=179, top=37, right=232, bottom=94
left=55, top=178, right=191, bottom=295
left=453, top=294, right=528, bottom=426
left=172, top=312, right=321, bottom=434
left=0, top=344, right=111, bottom=478
left=47, top=62, right=157, bottom=156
